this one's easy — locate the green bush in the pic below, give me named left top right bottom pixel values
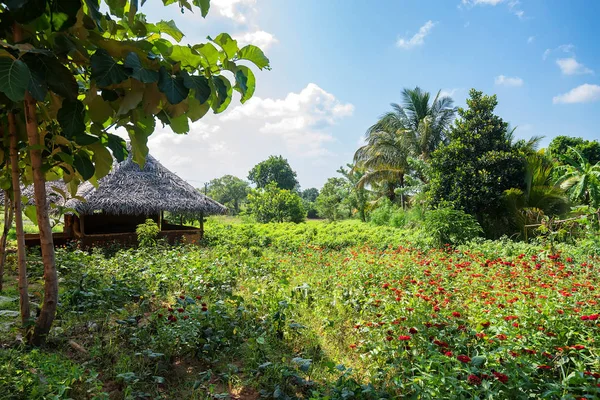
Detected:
left=136, top=219, right=160, bottom=247
left=247, top=182, right=305, bottom=223
left=422, top=205, right=483, bottom=246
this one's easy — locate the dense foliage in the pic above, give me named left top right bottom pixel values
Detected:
left=206, top=175, right=250, bottom=214
left=247, top=182, right=305, bottom=223
left=248, top=155, right=299, bottom=191
left=428, top=90, right=526, bottom=234
left=1, top=219, right=599, bottom=399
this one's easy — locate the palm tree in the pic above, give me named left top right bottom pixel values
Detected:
left=555, top=147, right=600, bottom=207
left=354, top=87, right=456, bottom=207
left=504, top=152, right=570, bottom=240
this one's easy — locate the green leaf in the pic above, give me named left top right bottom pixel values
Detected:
left=193, top=0, right=210, bottom=17
left=84, top=0, right=103, bottom=29
left=73, top=153, right=95, bottom=180
left=5, top=0, right=47, bottom=24
left=237, top=45, right=270, bottom=70
left=0, top=58, right=31, bottom=102
left=194, top=43, right=220, bottom=67
left=28, top=68, right=47, bottom=102
left=23, top=53, right=78, bottom=101
left=213, top=33, right=238, bottom=59
left=24, top=205, right=38, bottom=226
left=57, top=100, right=86, bottom=139
left=75, top=134, right=100, bottom=146
left=89, top=143, right=113, bottom=179
left=187, top=96, right=210, bottom=122
left=234, top=65, right=255, bottom=103
left=169, top=45, right=203, bottom=69
left=101, top=89, right=119, bottom=102
left=211, top=75, right=232, bottom=114
left=128, top=127, right=150, bottom=167
left=106, top=133, right=128, bottom=162
left=124, top=52, right=159, bottom=83
left=158, top=67, right=189, bottom=105
left=156, top=20, right=184, bottom=42
left=91, top=49, right=129, bottom=87
left=169, top=114, right=189, bottom=134
left=117, top=88, right=144, bottom=115
left=50, top=0, right=82, bottom=31
left=471, top=356, right=487, bottom=367
left=88, top=95, right=114, bottom=124
left=182, top=71, right=211, bottom=104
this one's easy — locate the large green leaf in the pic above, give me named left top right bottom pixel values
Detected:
left=124, top=52, right=158, bottom=83
left=88, top=95, right=114, bottom=123
left=84, top=0, right=103, bottom=29
left=234, top=65, right=255, bottom=103
left=117, top=87, right=144, bottom=115
left=50, top=0, right=82, bottom=31
left=237, top=45, right=270, bottom=70
left=23, top=53, right=78, bottom=100
left=157, top=67, right=189, bottom=105
left=211, top=75, right=232, bottom=113
left=187, top=96, right=210, bottom=122
left=169, top=45, right=203, bottom=69
left=89, top=142, right=113, bottom=179
left=91, top=49, right=129, bottom=87
left=24, top=205, right=38, bottom=226
left=57, top=99, right=86, bottom=138
left=156, top=20, right=184, bottom=42
left=213, top=33, right=238, bottom=59
left=128, top=126, right=150, bottom=167
left=193, top=0, right=210, bottom=17
left=182, top=71, right=211, bottom=104
left=5, top=0, right=46, bottom=24
left=194, top=43, right=220, bottom=67
left=0, top=58, right=31, bottom=102
left=105, top=133, right=128, bottom=162
left=27, top=68, right=48, bottom=102
left=168, top=114, right=189, bottom=134
left=73, top=152, right=95, bottom=180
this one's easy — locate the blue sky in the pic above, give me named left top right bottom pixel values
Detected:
left=139, top=0, right=600, bottom=189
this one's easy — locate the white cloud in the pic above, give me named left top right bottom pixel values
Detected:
left=527, top=36, right=535, bottom=44
left=396, top=20, right=437, bottom=49
left=553, top=84, right=600, bottom=104
left=439, top=88, right=459, bottom=98
left=461, top=0, right=525, bottom=18
left=556, top=57, right=593, bottom=75
left=543, top=43, right=574, bottom=60
left=462, top=0, right=504, bottom=5
left=495, top=75, right=524, bottom=87
left=211, top=0, right=257, bottom=23
left=233, top=30, right=278, bottom=51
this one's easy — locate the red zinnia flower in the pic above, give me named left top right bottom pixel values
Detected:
left=452, top=312, right=461, bottom=318
left=492, top=371, right=509, bottom=384
left=467, top=374, right=481, bottom=385
left=537, top=365, right=552, bottom=370
left=457, top=355, right=471, bottom=363
left=398, top=335, right=411, bottom=341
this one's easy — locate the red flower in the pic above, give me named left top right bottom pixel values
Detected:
left=452, top=311, right=461, bottom=318
left=444, top=351, right=453, bottom=357
left=386, top=336, right=394, bottom=341
left=467, top=374, right=482, bottom=385
left=183, top=315, right=189, bottom=320
left=349, top=343, right=357, bottom=349
left=195, top=295, right=202, bottom=300
left=537, top=365, right=552, bottom=370
left=179, top=295, right=186, bottom=300
left=492, top=371, right=509, bottom=384
left=398, top=335, right=411, bottom=341
left=496, top=334, right=507, bottom=340
left=409, top=327, right=418, bottom=334
left=177, top=308, right=185, bottom=313
left=457, top=355, right=471, bottom=363
left=482, top=321, right=491, bottom=328
left=572, top=344, right=585, bottom=350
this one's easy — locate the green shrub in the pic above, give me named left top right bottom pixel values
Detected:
left=136, top=219, right=160, bottom=247
left=247, top=182, right=305, bottom=223
left=422, top=205, right=483, bottom=246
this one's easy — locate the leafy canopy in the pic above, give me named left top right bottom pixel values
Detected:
left=248, top=155, right=299, bottom=191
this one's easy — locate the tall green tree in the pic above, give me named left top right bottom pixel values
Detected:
left=0, top=0, right=269, bottom=344
left=555, top=147, right=600, bottom=207
left=247, top=182, right=305, bottom=223
left=549, top=136, right=600, bottom=166
left=354, top=87, right=456, bottom=206
left=248, top=155, right=299, bottom=191
left=316, top=177, right=349, bottom=221
left=206, top=175, right=249, bottom=214
left=428, top=89, right=526, bottom=231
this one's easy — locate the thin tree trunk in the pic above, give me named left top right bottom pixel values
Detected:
left=7, top=114, right=31, bottom=327
left=0, top=189, right=14, bottom=292
left=24, top=93, right=58, bottom=346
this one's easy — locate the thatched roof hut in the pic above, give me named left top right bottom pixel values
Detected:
left=65, top=153, right=226, bottom=217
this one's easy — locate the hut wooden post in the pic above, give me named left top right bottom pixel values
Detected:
left=200, top=212, right=204, bottom=238
left=159, top=211, right=163, bottom=230
left=79, top=215, right=85, bottom=236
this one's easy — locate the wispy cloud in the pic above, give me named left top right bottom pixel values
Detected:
left=543, top=44, right=574, bottom=60
left=461, top=0, right=525, bottom=19
left=233, top=30, right=278, bottom=51
left=556, top=58, right=593, bottom=75
left=527, top=36, right=535, bottom=44
left=553, top=84, right=600, bottom=104
left=495, top=75, right=524, bottom=87
left=396, top=20, right=437, bottom=49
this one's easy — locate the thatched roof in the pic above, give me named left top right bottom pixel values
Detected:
left=64, top=153, right=226, bottom=217
left=1, top=153, right=226, bottom=218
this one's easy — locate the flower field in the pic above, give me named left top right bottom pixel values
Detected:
left=1, top=220, right=599, bottom=399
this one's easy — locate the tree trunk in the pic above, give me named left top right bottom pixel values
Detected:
left=0, top=189, right=14, bottom=292
left=7, top=114, right=31, bottom=327
left=399, top=174, right=405, bottom=210
left=24, top=93, right=58, bottom=346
